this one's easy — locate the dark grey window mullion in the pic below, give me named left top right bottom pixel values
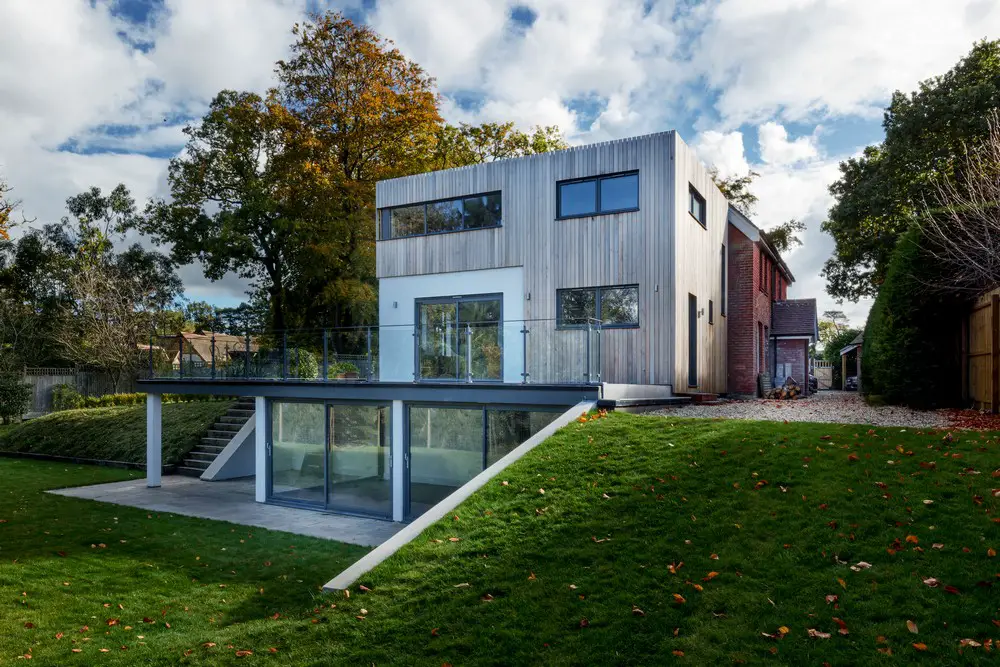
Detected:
left=422, top=203, right=428, bottom=235
left=595, top=287, right=603, bottom=324
left=594, top=177, right=602, bottom=214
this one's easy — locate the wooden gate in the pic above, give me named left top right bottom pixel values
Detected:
left=965, top=288, right=1000, bottom=412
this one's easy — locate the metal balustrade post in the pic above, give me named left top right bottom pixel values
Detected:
left=466, top=324, right=474, bottom=384
left=412, top=326, right=418, bottom=382
left=178, top=334, right=185, bottom=379
left=596, top=322, right=603, bottom=384
left=210, top=331, right=216, bottom=380
left=322, top=329, right=329, bottom=381
left=244, top=328, right=251, bottom=379
left=282, top=331, right=288, bottom=380
left=586, top=322, right=592, bottom=383
left=521, top=324, right=529, bottom=384
left=148, top=333, right=154, bottom=379
left=366, top=327, right=374, bottom=382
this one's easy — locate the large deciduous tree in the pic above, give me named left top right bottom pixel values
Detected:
left=433, top=122, right=569, bottom=168
left=822, top=40, right=1000, bottom=302
left=710, top=167, right=760, bottom=217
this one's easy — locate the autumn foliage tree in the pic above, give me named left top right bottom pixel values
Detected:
left=0, top=176, right=20, bottom=241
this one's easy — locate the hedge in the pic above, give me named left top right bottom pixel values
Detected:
left=0, top=375, right=32, bottom=424
left=861, top=226, right=965, bottom=408
left=51, top=384, right=233, bottom=411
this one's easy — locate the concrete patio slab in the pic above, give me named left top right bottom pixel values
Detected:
left=48, top=476, right=403, bottom=547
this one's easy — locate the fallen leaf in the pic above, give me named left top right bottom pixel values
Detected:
left=825, top=594, right=838, bottom=604
left=837, top=578, right=846, bottom=589
left=943, top=585, right=961, bottom=595
left=989, top=548, right=997, bottom=557
left=905, top=535, right=919, bottom=544
left=632, top=606, right=645, bottom=616
left=832, top=617, right=849, bottom=635
left=877, top=647, right=893, bottom=655
left=203, top=642, right=216, bottom=648
left=959, top=639, right=982, bottom=649
left=923, top=577, right=939, bottom=587
left=709, top=553, right=719, bottom=560
left=907, top=620, right=918, bottom=634
left=235, top=650, right=253, bottom=657
left=778, top=626, right=790, bottom=635
left=932, top=543, right=944, bottom=550
left=431, top=628, right=439, bottom=637
left=703, top=572, right=719, bottom=581
left=807, top=628, right=831, bottom=639
left=448, top=537, right=460, bottom=543
left=579, top=618, right=589, bottom=628
left=672, top=594, right=686, bottom=604
left=912, top=643, right=927, bottom=651
left=672, top=650, right=684, bottom=656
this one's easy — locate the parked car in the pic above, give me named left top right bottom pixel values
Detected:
left=809, top=374, right=818, bottom=393
left=845, top=376, right=858, bottom=391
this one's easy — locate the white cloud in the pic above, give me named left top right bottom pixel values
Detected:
left=757, top=122, right=819, bottom=166
left=691, top=130, right=750, bottom=177
left=691, top=0, right=1000, bottom=128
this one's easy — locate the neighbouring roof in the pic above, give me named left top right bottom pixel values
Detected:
left=162, top=332, right=259, bottom=362
left=727, top=206, right=795, bottom=283
left=840, top=332, right=864, bottom=357
left=771, top=298, right=819, bottom=338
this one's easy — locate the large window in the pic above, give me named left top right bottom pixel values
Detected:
left=381, top=192, right=501, bottom=239
left=407, top=406, right=559, bottom=518
left=557, top=285, right=639, bottom=328
left=417, top=294, right=502, bottom=381
left=557, top=172, right=639, bottom=219
left=689, top=185, right=706, bottom=227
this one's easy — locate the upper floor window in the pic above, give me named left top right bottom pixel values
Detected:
left=689, top=185, right=706, bottom=227
left=381, top=192, right=501, bottom=240
left=557, top=284, right=639, bottom=328
left=557, top=172, right=639, bottom=219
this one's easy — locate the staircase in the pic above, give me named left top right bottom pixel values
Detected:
left=177, top=398, right=255, bottom=477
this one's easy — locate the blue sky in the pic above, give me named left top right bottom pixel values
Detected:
left=3, top=0, right=999, bottom=327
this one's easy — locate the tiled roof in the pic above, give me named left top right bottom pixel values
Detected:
left=771, top=299, right=818, bottom=337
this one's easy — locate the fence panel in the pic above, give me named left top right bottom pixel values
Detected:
left=966, top=289, right=1000, bottom=412
left=22, top=368, right=137, bottom=416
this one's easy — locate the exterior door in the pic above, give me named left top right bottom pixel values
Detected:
left=326, top=404, right=392, bottom=518
left=417, top=294, right=502, bottom=381
left=688, top=294, right=698, bottom=387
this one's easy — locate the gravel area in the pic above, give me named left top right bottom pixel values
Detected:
left=653, top=390, right=953, bottom=428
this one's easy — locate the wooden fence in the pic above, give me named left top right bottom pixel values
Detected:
left=965, top=288, right=1000, bottom=412
left=23, top=368, right=137, bottom=416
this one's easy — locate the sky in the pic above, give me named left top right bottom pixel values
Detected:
left=2, top=0, right=999, bottom=329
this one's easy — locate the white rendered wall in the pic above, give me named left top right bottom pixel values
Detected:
left=378, top=267, right=525, bottom=383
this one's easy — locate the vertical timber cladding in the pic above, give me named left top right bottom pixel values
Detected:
left=671, top=134, right=729, bottom=393
left=375, top=133, right=681, bottom=386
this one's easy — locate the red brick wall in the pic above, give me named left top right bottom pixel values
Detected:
left=776, top=339, right=809, bottom=396
left=727, top=226, right=774, bottom=395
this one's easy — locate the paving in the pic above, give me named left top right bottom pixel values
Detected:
left=48, top=476, right=403, bottom=547
left=653, top=390, right=953, bottom=428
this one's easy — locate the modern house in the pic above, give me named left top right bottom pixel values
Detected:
left=137, top=130, right=813, bottom=527
left=726, top=207, right=817, bottom=396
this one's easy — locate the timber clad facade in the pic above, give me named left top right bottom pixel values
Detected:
left=376, top=131, right=729, bottom=392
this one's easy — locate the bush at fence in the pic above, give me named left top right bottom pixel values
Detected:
left=51, top=389, right=231, bottom=411
left=0, top=375, right=32, bottom=424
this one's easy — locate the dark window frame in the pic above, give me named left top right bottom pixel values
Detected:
left=689, top=185, right=707, bottom=228
left=556, top=284, right=640, bottom=330
left=720, top=244, right=727, bottom=317
left=380, top=191, right=502, bottom=240
left=556, top=171, right=640, bottom=220
left=709, top=299, right=714, bottom=325
left=414, top=292, right=504, bottom=384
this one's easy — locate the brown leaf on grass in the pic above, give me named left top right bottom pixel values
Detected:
left=807, top=629, right=831, bottom=639
left=943, top=585, right=961, bottom=595
left=848, top=454, right=859, bottom=462
left=106, top=619, right=118, bottom=626
left=709, top=553, right=719, bottom=560
left=832, top=618, right=849, bottom=635
left=905, top=535, right=919, bottom=544
left=55, top=633, right=63, bottom=640
left=837, top=578, right=846, bottom=589
left=923, top=578, right=939, bottom=587
left=71, top=649, right=82, bottom=653
left=820, top=435, right=832, bottom=441
left=959, top=639, right=982, bottom=649
left=672, top=594, right=686, bottom=604
left=778, top=626, right=790, bottom=636
left=989, top=548, right=997, bottom=557
left=203, top=642, right=216, bottom=648
left=912, top=643, right=928, bottom=651
left=528, top=572, right=536, bottom=580
left=932, top=543, right=944, bottom=550
left=24, top=622, right=34, bottom=629
left=877, top=647, right=893, bottom=655
left=235, top=650, right=253, bottom=657
left=579, top=618, right=590, bottom=628
left=431, top=628, right=439, bottom=637
left=672, top=650, right=685, bottom=656
left=825, top=595, right=838, bottom=604
left=703, top=572, right=719, bottom=581
left=632, top=606, right=645, bottom=616
left=448, top=537, right=460, bottom=542
left=907, top=620, right=918, bottom=634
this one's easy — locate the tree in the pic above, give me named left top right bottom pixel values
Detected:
left=761, top=219, right=807, bottom=254
left=709, top=167, right=759, bottom=217
left=0, top=177, right=20, bottom=241
left=139, top=90, right=300, bottom=331
left=916, top=110, right=1000, bottom=294
left=184, top=301, right=219, bottom=333
left=433, top=122, right=569, bottom=168
left=822, top=40, right=1000, bottom=302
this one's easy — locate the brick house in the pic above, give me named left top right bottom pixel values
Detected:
left=726, top=206, right=818, bottom=397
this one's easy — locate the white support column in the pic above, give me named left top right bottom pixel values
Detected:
left=146, top=393, right=162, bottom=488
left=391, top=399, right=405, bottom=522
left=255, top=396, right=267, bottom=503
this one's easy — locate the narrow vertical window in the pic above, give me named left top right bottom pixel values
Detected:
left=720, top=245, right=727, bottom=316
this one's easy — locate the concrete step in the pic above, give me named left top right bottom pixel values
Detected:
left=207, top=429, right=238, bottom=439
left=182, top=458, right=210, bottom=470
left=211, top=422, right=242, bottom=431
left=187, top=451, right=218, bottom=462
left=176, top=466, right=207, bottom=477
left=190, top=446, right=226, bottom=457
left=218, top=415, right=251, bottom=425
left=201, top=437, right=232, bottom=447
left=226, top=409, right=255, bottom=418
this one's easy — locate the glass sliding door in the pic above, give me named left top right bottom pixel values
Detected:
left=327, top=404, right=392, bottom=517
left=405, top=405, right=561, bottom=519
left=408, top=407, right=484, bottom=517
left=270, top=401, right=326, bottom=505
left=417, top=294, right=502, bottom=382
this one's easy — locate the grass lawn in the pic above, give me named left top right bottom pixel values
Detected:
left=2, top=413, right=999, bottom=665
left=0, top=401, right=234, bottom=466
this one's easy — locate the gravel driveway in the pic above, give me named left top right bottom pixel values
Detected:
left=654, top=390, right=952, bottom=428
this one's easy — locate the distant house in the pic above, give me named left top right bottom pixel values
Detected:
left=160, top=332, right=258, bottom=369
left=840, top=332, right=864, bottom=391
left=726, top=207, right=818, bottom=396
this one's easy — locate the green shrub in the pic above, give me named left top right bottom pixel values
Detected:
left=862, top=226, right=965, bottom=408
left=0, top=375, right=31, bottom=424
left=52, top=384, right=84, bottom=411
left=288, top=348, right=319, bottom=379
left=328, top=360, right=360, bottom=378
